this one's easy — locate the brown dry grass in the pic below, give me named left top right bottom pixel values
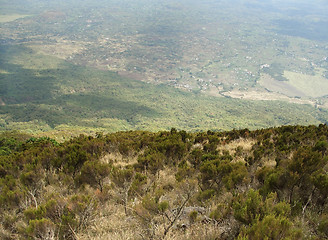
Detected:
left=218, top=137, right=255, bottom=163
left=75, top=140, right=250, bottom=240
left=101, top=150, right=142, bottom=167
left=75, top=167, right=225, bottom=240
left=77, top=202, right=143, bottom=240
left=218, top=138, right=255, bottom=153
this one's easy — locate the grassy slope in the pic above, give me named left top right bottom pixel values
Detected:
left=0, top=45, right=328, bottom=134
left=284, top=70, right=328, bottom=98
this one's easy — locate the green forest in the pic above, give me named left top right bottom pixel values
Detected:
left=1, top=125, right=328, bottom=239
left=1, top=45, right=327, bottom=136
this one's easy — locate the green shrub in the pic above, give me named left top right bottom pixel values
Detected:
left=197, top=189, right=216, bottom=202
left=26, top=218, right=56, bottom=240
left=189, top=210, right=198, bottom=224
left=130, top=172, right=147, bottom=197
left=318, top=215, right=328, bottom=237
left=210, top=203, right=230, bottom=221
left=238, top=215, right=303, bottom=240
left=233, top=189, right=265, bottom=225
left=77, top=160, right=111, bottom=192
left=158, top=201, right=169, bottom=213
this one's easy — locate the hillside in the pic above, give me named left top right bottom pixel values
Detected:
left=1, top=125, right=328, bottom=239
left=1, top=0, right=328, bottom=134
left=1, top=45, right=328, bottom=136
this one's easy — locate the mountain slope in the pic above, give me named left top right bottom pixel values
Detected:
left=1, top=45, right=328, bottom=134
left=1, top=125, right=328, bottom=239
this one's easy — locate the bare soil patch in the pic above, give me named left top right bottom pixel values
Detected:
left=220, top=89, right=315, bottom=106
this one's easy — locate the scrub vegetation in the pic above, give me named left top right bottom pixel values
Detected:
left=1, top=125, right=328, bottom=239
left=1, top=1, right=328, bottom=238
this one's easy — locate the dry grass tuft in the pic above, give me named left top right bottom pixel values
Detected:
left=218, top=138, right=255, bottom=155
left=77, top=203, right=143, bottom=240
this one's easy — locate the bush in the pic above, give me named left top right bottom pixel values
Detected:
left=238, top=215, right=302, bottom=240
left=26, top=218, right=56, bottom=240
left=318, top=215, right=328, bottom=237
left=210, top=203, right=231, bottom=221
left=136, top=150, right=165, bottom=175
left=233, top=189, right=265, bottom=225
left=200, top=158, right=247, bottom=190
left=77, top=160, right=111, bottom=192
left=197, top=189, right=216, bottom=202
